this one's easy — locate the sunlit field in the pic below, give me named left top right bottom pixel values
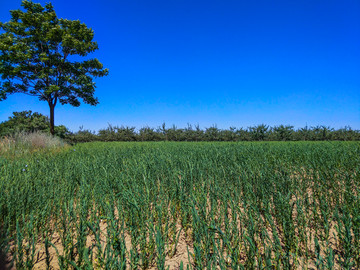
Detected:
left=0, top=142, right=359, bottom=269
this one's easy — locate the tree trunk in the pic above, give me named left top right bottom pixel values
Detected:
left=49, top=104, right=55, bottom=135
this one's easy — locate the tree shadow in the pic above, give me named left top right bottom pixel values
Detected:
left=0, top=250, right=9, bottom=270
left=0, top=227, right=10, bottom=270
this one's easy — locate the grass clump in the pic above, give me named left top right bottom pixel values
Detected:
left=0, top=131, right=68, bottom=157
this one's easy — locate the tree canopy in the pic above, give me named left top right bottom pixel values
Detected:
left=0, top=0, right=108, bottom=134
left=0, top=110, right=69, bottom=137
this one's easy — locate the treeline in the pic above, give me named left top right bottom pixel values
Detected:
left=1, top=111, right=359, bottom=142
left=71, top=123, right=360, bottom=142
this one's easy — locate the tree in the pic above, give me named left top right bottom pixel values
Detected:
left=0, top=110, right=70, bottom=137
left=139, top=126, right=161, bottom=141
left=248, top=124, right=269, bottom=141
left=0, top=110, right=48, bottom=135
left=0, top=1, right=108, bottom=134
left=272, top=125, right=294, bottom=141
left=204, top=125, right=220, bottom=141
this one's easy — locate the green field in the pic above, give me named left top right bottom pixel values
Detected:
left=0, top=142, right=359, bottom=269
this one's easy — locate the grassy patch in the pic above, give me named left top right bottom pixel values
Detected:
left=0, top=131, right=68, bottom=158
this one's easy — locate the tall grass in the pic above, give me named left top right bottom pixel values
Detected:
left=0, top=131, right=67, bottom=157
left=0, top=141, right=359, bottom=269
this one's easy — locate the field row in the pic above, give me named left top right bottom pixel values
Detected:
left=0, top=142, right=359, bottom=269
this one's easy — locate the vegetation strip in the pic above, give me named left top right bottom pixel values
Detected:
left=0, top=141, right=359, bottom=269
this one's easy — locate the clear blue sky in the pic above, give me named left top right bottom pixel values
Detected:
left=0, top=0, right=359, bottom=131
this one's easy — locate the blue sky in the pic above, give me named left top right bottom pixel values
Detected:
left=0, top=0, right=359, bottom=131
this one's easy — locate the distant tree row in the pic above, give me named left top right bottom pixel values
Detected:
left=72, top=123, right=360, bottom=142
left=2, top=111, right=358, bottom=142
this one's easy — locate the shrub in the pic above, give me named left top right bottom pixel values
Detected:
left=0, top=111, right=71, bottom=139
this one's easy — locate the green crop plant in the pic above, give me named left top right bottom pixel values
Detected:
left=0, top=141, right=359, bottom=269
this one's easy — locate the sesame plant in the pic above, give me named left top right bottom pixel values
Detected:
left=0, top=141, right=359, bottom=269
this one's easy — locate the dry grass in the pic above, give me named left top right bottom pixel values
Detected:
left=0, top=131, right=68, bottom=157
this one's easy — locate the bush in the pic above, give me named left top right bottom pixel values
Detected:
left=0, top=111, right=49, bottom=136
left=0, top=111, right=71, bottom=139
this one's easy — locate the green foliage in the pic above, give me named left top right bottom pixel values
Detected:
left=66, top=126, right=96, bottom=143
left=204, top=125, right=221, bottom=141
left=248, top=124, right=269, bottom=141
left=271, top=124, right=294, bottom=141
left=66, top=123, right=360, bottom=142
left=0, top=0, right=108, bottom=134
left=2, top=111, right=359, bottom=142
left=138, top=126, right=162, bottom=141
left=0, top=111, right=48, bottom=135
left=0, top=142, right=359, bottom=268
left=0, top=110, right=70, bottom=138
left=98, top=124, right=136, bottom=141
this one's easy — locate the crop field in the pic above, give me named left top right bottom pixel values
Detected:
left=0, top=142, right=359, bottom=269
